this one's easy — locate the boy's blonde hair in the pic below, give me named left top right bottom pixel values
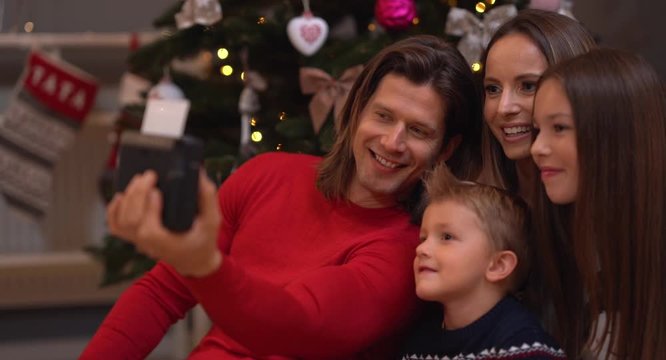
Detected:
left=423, top=163, right=530, bottom=292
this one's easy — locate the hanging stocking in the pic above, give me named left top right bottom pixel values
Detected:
left=0, top=51, right=98, bottom=218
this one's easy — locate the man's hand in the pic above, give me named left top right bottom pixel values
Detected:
left=107, top=169, right=222, bottom=277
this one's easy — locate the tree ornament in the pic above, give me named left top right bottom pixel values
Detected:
left=445, top=5, right=517, bottom=65
left=299, top=65, right=364, bottom=133
left=148, top=68, right=185, bottom=100
left=175, top=0, right=223, bottom=30
left=238, top=49, right=267, bottom=160
left=287, top=0, right=329, bottom=56
left=374, top=0, right=417, bottom=31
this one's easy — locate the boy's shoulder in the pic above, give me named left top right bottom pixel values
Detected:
left=398, top=297, right=566, bottom=360
left=484, top=296, right=566, bottom=359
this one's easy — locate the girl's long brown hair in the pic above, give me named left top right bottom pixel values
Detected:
left=533, top=49, right=666, bottom=359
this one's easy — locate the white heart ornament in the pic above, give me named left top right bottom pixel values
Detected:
left=287, top=14, right=329, bottom=56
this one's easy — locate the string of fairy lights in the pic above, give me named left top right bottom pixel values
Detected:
left=14, top=0, right=501, bottom=148
left=213, top=0, right=500, bottom=147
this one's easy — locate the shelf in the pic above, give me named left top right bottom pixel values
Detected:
left=0, top=31, right=162, bottom=49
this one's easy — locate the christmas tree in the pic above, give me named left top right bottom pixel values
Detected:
left=89, top=0, right=530, bottom=285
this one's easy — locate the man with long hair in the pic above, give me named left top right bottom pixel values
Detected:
left=82, top=35, right=482, bottom=359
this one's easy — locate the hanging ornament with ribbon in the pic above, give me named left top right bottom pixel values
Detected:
left=375, top=0, right=417, bottom=31
left=175, top=0, right=223, bottom=30
left=148, top=67, right=185, bottom=100
left=238, top=48, right=267, bottom=159
left=445, top=4, right=517, bottom=66
left=287, top=0, right=329, bottom=56
left=299, top=65, right=364, bottom=133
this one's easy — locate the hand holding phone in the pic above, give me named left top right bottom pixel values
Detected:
left=115, top=131, right=204, bottom=232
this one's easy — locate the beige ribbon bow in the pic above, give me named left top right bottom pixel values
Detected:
left=445, top=4, right=517, bottom=65
left=299, top=65, right=363, bottom=134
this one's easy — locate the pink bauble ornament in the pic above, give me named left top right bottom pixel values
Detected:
left=528, top=0, right=561, bottom=12
left=375, top=0, right=417, bottom=30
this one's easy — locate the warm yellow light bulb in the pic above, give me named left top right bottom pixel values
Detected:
left=240, top=71, right=245, bottom=81
left=217, top=48, right=229, bottom=60
left=221, top=65, right=233, bottom=76
left=279, top=112, right=287, bottom=121
left=276, top=143, right=283, bottom=150
left=251, top=131, right=263, bottom=142
left=250, top=118, right=257, bottom=126
left=412, top=17, right=420, bottom=25
left=257, top=16, right=266, bottom=25
left=486, top=0, right=496, bottom=4
left=368, top=23, right=377, bottom=32
left=471, top=62, right=482, bottom=72
left=475, top=2, right=487, bottom=13
left=24, top=22, right=34, bottom=33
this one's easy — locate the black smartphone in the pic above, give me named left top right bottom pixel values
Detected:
left=115, top=131, right=204, bottom=232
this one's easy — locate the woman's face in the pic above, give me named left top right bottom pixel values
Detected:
left=531, top=78, right=579, bottom=204
left=484, top=33, right=549, bottom=161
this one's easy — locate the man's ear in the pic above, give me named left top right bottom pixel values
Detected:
left=486, top=250, right=518, bottom=284
left=439, top=134, right=462, bottom=163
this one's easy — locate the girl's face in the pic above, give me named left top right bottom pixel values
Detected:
left=484, top=33, right=548, bottom=161
left=531, top=78, right=579, bottom=204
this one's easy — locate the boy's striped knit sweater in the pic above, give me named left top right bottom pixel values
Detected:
left=399, top=296, right=566, bottom=360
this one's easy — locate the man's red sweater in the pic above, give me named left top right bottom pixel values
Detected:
left=81, top=152, right=420, bottom=359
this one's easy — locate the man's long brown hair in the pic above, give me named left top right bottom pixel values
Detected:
left=532, top=49, right=666, bottom=359
left=316, top=35, right=482, bottom=210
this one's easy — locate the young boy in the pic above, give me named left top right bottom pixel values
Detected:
left=399, top=164, right=565, bottom=359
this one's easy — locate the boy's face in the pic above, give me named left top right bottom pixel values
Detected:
left=414, top=200, right=495, bottom=304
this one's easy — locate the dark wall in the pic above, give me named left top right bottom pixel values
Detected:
left=575, top=0, right=666, bottom=79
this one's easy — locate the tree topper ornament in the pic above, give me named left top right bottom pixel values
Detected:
left=445, top=4, right=517, bottom=66
left=287, top=0, right=329, bottom=56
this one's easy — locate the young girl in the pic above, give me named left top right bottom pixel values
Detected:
left=531, top=48, right=666, bottom=359
left=479, top=9, right=596, bottom=199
